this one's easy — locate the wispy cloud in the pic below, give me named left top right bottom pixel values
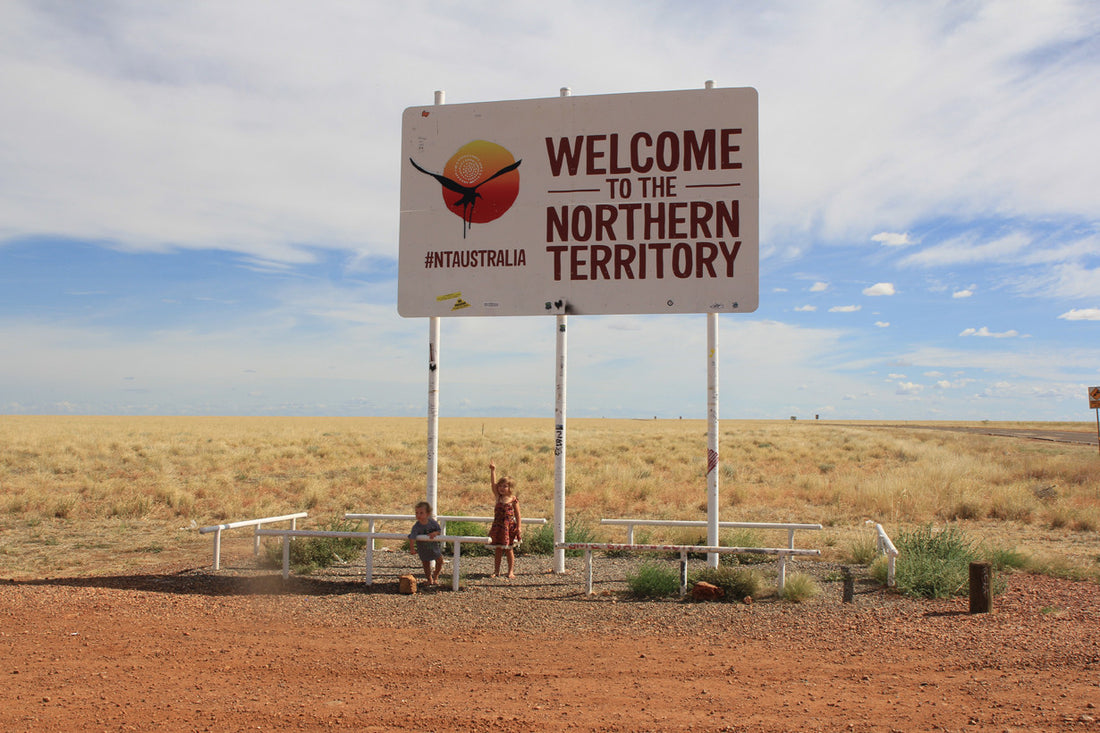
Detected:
left=874, top=321, right=889, bottom=328
left=809, top=282, right=829, bottom=292
left=1059, top=308, right=1100, bottom=321
left=902, top=232, right=1031, bottom=268
left=829, top=305, right=861, bottom=313
left=794, top=305, right=817, bottom=312
left=863, top=282, right=895, bottom=296
left=872, top=232, right=913, bottom=247
left=959, top=327, right=1020, bottom=338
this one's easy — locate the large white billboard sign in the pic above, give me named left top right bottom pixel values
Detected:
left=398, top=87, right=758, bottom=317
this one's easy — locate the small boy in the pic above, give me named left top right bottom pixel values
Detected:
left=408, top=501, right=444, bottom=585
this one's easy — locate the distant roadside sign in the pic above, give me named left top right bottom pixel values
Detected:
left=398, top=87, right=759, bottom=317
left=1089, top=386, right=1100, bottom=409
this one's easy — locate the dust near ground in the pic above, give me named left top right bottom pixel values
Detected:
left=2, top=552, right=1098, bottom=732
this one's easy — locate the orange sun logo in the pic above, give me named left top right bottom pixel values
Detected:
left=410, top=140, right=521, bottom=238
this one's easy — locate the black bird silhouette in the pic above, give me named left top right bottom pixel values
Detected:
left=410, top=157, right=522, bottom=238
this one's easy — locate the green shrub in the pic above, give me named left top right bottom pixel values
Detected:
left=892, top=523, right=979, bottom=599
left=520, top=522, right=554, bottom=555
left=690, top=565, right=762, bottom=601
left=780, top=572, right=820, bottom=603
left=987, top=546, right=1030, bottom=572
left=562, top=518, right=598, bottom=557
left=627, top=562, right=680, bottom=598
left=443, top=519, right=492, bottom=556
left=262, top=519, right=367, bottom=575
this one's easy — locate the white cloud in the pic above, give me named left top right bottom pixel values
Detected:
left=809, top=282, right=829, bottom=292
left=871, top=232, right=913, bottom=247
left=888, top=373, right=907, bottom=380
left=874, top=321, right=890, bottom=328
left=959, top=327, right=1020, bottom=338
left=902, top=232, right=1031, bottom=268
left=794, top=305, right=817, bottom=312
left=953, top=289, right=974, bottom=298
left=829, top=305, right=861, bottom=313
left=1059, top=308, right=1100, bottom=321
left=896, top=382, right=923, bottom=395
left=863, top=282, right=895, bottom=296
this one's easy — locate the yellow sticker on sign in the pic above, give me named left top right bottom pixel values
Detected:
left=436, top=292, right=461, bottom=302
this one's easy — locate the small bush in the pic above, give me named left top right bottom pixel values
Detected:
left=563, top=518, right=598, bottom=557
left=892, top=524, right=979, bottom=599
left=987, top=546, right=1030, bottom=572
left=519, top=522, right=554, bottom=555
left=444, top=520, right=492, bottom=556
left=627, top=562, right=680, bottom=598
left=263, top=519, right=367, bottom=574
left=846, top=534, right=878, bottom=566
left=690, top=566, right=762, bottom=601
left=780, top=572, right=820, bottom=603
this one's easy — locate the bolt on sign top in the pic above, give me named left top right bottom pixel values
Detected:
left=398, top=87, right=759, bottom=317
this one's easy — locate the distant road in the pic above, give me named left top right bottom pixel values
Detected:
left=859, top=424, right=1098, bottom=447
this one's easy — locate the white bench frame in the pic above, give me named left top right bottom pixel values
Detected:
left=344, top=513, right=547, bottom=549
left=255, top=529, right=514, bottom=591
left=198, top=512, right=308, bottom=570
left=601, top=518, right=822, bottom=548
left=866, top=521, right=899, bottom=587
left=558, top=542, right=821, bottom=596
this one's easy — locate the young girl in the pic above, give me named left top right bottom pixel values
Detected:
left=488, top=460, right=521, bottom=579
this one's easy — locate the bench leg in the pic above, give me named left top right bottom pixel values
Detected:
left=282, top=536, right=291, bottom=580
left=585, top=549, right=593, bottom=595
left=212, top=528, right=222, bottom=571
left=452, top=542, right=461, bottom=591
left=679, top=550, right=688, bottom=597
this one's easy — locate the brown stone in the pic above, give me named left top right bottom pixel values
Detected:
left=399, top=575, right=418, bottom=594
left=691, top=581, right=723, bottom=600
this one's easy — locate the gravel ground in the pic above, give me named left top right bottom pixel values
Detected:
left=4, top=549, right=1099, bottom=731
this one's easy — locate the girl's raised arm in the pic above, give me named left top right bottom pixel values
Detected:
left=489, top=461, right=497, bottom=491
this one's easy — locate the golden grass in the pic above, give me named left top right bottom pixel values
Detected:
left=1, top=416, right=1098, bottom=580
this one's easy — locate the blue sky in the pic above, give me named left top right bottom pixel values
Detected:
left=2, top=1, right=1099, bottom=420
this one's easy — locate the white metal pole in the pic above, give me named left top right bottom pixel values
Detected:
left=426, top=89, right=444, bottom=515
left=706, top=311, right=719, bottom=568
left=704, top=80, right=720, bottom=569
left=553, top=86, right=571, bottom=574
left=554, top=313, right=567, bottom=573
left=427, top=317, right=440, bottom=513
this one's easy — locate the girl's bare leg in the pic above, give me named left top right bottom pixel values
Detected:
left=506, top=548, right=516, bottom=579
left=493, top=548, right=503, bottom=577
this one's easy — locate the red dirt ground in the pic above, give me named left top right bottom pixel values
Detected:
left=2, top=567, right=1098, bottom=732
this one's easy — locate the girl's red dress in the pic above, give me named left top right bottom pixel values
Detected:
left=490, top=498, right=521, bottom=545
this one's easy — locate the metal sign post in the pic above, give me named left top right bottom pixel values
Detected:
left=426, top=90, right=445, bottom=514
left=1090, top=387, right=1100, bottom=455
left=553, top=88, right=571, bottom=574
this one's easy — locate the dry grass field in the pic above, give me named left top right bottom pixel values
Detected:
left=1, top=415, right=1099, bottom=581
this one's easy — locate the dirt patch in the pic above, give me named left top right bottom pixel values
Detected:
left=3, top=553, right=1099, bottom=732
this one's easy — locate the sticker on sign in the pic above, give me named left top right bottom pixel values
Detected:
left=398, top=87, right=759, bottom=317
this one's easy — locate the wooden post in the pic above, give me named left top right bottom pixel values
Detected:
left=842, top=566, right=854, bottom=603
left=969, top=561, right=993, bottom=613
